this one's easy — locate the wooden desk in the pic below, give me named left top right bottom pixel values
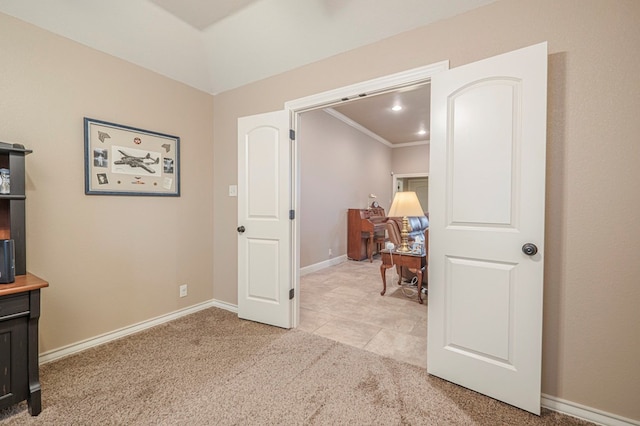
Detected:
left=0, top=273, right=49, bottom=415
left=379, top=250, right=426, bottom=304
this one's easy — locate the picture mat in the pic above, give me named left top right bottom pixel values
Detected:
left=84, top=118, right=180, bottom=196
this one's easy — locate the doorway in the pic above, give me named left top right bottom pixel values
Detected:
left=393, top=173, right=429, bottom=214
left=296, top=108, right=430, bottom=366
left=287, top=62, right=448, bottom=329
left=295, top=65, right=444, bottom=368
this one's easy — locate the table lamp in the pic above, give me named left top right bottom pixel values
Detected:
left=388, top=191, right=425, bottom=253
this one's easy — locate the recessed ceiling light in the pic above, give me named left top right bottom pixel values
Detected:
left=391, top=105, right=402, bottom=112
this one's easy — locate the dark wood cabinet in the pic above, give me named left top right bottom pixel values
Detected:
left=0, top=275, right=47, bottom=415
left=0, top=314, right=29, bottom=408
left=0, top=142, right=47, bottom=416
left=0, top=142, right=31, bottom=275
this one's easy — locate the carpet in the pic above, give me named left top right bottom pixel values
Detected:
left=0, top=307, right=593, bottom=425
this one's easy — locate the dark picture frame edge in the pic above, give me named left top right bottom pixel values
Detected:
left=83, top=117, right=180, bottom=197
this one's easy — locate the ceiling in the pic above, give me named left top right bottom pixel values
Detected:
left=0, top=0, right=496, bottom=94
left=148, top=0, right=436, bottom=145
left=0, top=0, right=495, bottom=144
left=330, top=84, right=431, bottom=145
left=149, top=0, right=262, bottom=30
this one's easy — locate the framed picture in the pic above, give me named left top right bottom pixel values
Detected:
left=84, top=118, right=180, bottom=196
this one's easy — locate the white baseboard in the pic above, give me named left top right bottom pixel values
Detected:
left=39, top=299, right=222, bottom=364
left=542, top=394, right=639, bottom=426
left=210, top=298, right=238, bottom=313
left=300, top=254, right=347, bottom=276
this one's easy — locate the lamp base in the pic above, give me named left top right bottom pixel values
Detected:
left=396, top=216, right=412, bottom=253
left=395, top=245, right=412, bottom=253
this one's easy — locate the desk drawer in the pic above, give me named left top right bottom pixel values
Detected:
left=0, top=294, right=29, bottom=320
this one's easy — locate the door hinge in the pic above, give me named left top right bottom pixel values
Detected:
left=289, top=209, right=295, bottom=220
left=289, top=129, right=295, bottom=140
left=289, top=288, right=295, bottom=300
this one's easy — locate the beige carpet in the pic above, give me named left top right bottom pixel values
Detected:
left=0, top=307, right=593, bottom=425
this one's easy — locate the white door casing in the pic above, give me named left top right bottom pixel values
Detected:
left=392, top=172, right=428, bottom=199
left=407, top=178, right=429, bottom=213
left=427, top=43, right=548, bottom=414
left=237, top=110, right=291, bottom=328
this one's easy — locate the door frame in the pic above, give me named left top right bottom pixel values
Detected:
left=284, top=61, right=449, bottom=327
left=392, top=172, right=429, bottom=196
left=394, top=173, right=430, bottom=215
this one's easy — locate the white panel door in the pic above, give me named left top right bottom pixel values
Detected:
left=427, top=43, right=547, bottom=414
left=237, top=110, right=291, bottom=328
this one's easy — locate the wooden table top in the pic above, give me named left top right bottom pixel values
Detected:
left=380, top=249, right=426, bottom=258
left=0, top=273, right=49, bottom=296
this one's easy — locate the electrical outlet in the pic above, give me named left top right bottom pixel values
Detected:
left=179, top=284, right=188, bottom=298
left=328, top=248, right=333, bottom=257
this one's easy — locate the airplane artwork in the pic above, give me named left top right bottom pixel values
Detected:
left=114, top=150, right=160, bottom=174
left=85, top=118, right=179, bottom=196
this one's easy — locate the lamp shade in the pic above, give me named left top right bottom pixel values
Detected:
left=388, top=191, right=425, bottom=217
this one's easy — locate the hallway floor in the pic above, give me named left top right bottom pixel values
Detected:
left=299, top=258, right=427, bottom=368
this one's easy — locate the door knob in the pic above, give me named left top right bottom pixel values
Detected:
left=522, top=243, right=538, bottom=256
left=237, top=225, right=245, bottom=233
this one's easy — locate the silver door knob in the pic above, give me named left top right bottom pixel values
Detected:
left=237, top=226, right=245, bottom=233
left=522, top=243, right=538, bottom=256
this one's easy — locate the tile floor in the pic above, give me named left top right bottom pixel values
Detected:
left=298, top=258, right=427, bottom=368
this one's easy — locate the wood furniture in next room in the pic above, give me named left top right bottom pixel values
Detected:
left=347, top=207, right=386, bottom=262
left=0, top=274, right=49, bottom=415
left=380, top=249, right=427, bottom=304
left=386, top=217, right=429, bottom=285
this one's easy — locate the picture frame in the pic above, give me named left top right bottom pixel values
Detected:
left=84, top=118, right=180, bottom=196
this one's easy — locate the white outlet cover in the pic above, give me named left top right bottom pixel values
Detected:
left=228, top=185, right=238, bottom=197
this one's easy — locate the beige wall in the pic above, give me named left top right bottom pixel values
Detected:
left=391, top=144, right=429, bottom=175
left=299, top=109, right=392, bottom=267
left=0, top=14, right=215, bottom=352
left=213, top=0, right=640, bottom=420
